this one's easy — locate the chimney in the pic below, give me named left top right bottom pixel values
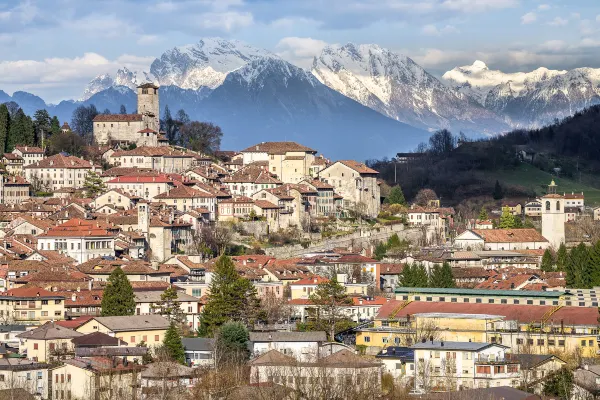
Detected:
left=71, top=294, right=76, bottom=302
left=359, top=299, right=363, bottom=305
left=585, top=364, right=589, bottom=370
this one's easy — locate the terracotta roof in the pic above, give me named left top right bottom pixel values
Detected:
left=107, top=174, right=174, bottom=184
left=241, top=142, right=316, bottom=154
left=138, top=128, right=156, bottom=133
left=55, top=316, right=94, bottom=329
left=249, top=349, right=297, bottom=365
left=338, top=160, right=378, bottom=174
left=306, top=179, right=334, bottom=189
left=223, top=164, right=281, bottom=185
left=471, top=229, right=548, bottom=244
left=154, top=185, right=216, bottom=199
left=17, top=322, right=83, bottom=340
left=564, top=193, right=584, bottom=199
left=380, top=263, right=405, bottom=274
left=2, top=153, right=22, bottom=161
left=290, top=276, right=329, bottom=285
left=77, top=258, right=164, bottom=275
left=4, top=175, right=29, bottom=185
left=111, top=146, right=192, bottom=158
left=15, top=269, right=91, bottom=284
left=377, top=300, right=599, bottom=326
left=93, top=114, right=143, bottom=122
left=55, top=290, right=102, bottom=306
left=101, top=167, right=153, bottom=177
left=0, top=287, right=60, bottom=298
left=541, top=193, right=564, bottom=199
left=330, top=254, right=377, bottom=264
left=254, top=200, right=279, bottom=209
left=24, top=154, right=94, bottom=170
left=39, top=218, right=115, bottom=238
left=15, top=146, right=44, bottom=154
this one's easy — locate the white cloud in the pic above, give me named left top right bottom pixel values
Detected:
left=540, top=40, right=567, bottom=52
left=548, top=17, right=568, bottom=26
left=521, top=12, right=537, bottom=24
left=66, top=14, right=138, bottom=38
left=196, top=11, right=254, bottom=32
left=579, top=19, right=597, bottom=35
left=275, top=37, right=328, bottom=69
left=269, top=17, right=322, bottom=29
left=441, top=0, right=519, bottom=13
left=421, top=24, right=459, bottom=36
left=596, top=14, right=600, bottom=23
left=137, top=34, right=160, bottom=45
left=537, top=4, right=550, bottom=10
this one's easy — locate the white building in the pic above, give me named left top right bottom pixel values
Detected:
left=13, top=146, right=44, bottom=167
left=134, top=290, right=200, bottom=329
left=106, top=174, right=175, bottom=201
left=454, top=229, right=549, bottom=251
left=541, top=180, right=566, bottom=249
left=36, top=218, right=116, bottom=264
left=249, top=331, right=327, bottom=362
left=24, top=154, right=101, bottom=191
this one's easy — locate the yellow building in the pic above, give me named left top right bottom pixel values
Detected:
left=0, top=287, right=65, bottom=325
left=76, top=315, right=170, bottom=348
left=356, top=300, right=600, bottom=358
left=51, top=357, right=144, bottom=400
left=17, top=322, right=83, bottom=362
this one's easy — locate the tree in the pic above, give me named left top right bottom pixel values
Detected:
left=161, top=105, right=177, bottom=143
left=50, top=115, right=61, bottom=136
left=493, top=180, right=504, bottom=200
left=414, top=189, right=438, bottom=207
left=541, top=249, right=555, bottom=272
left=429, top=262, right=455, bottom=288
left=542, top=367, right=573, bottom=399
left=499, top=207, right=516, bottom=229
left=399, top=263, right=428, bottom=288
left=309, top=278, right=352, bottom=340
left=198, top=255, right=260, bottom=337
left=6, top=109, right=33, bottom=151
left=428, top=129, right=456, bottom=156
left=46, top=131, right=86, bottom=156
left=175, top=109, right=190, bottom=125
left=556, top=243, right=568, bottom=271
left=478, top=206, right=488, bottom=221
left=374, top=242, right=387, bottom=261
left=0, top=104, right=9, bottom=153
left=71, top=104, right=98, bottom=136
left=163, top=322, right=185, bottom=364
left=214, top=321, right=249, bottom=367
left=119, top=104, right=127, bottom=114
left=33, top=109, right=51, bottom=146
left=83, top=171, right=107, bottom=197
left=385, top=186, right=406, bottom=205
left=102, top=108, right=111, bottom=115
left=178, top=121, right=223, bottom=154
left=101, top=267, right=135, bottom=316
left=153, top=286, right=186, bottom=327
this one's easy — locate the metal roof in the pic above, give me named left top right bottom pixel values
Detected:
left=182, top=337, right=214, bottom=352
left=394, top=287, right=564, bottom=298
left=410, top=341, right=508, bottom=351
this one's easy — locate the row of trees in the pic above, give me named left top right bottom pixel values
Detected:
left=398, top=262, right=456, bottom=288
left=0, top=104, right=61, bottom=152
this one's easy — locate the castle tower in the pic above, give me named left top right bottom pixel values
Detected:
left=137, top=200, right=150, bottom=240
left=541, top=180, right=565, bottom=249
left=137, top=83, right=160, bottom=132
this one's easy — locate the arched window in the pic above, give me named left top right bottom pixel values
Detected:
left=545, top=201, right=550, bottom=211
left=556, top=201, right=560, bottom=211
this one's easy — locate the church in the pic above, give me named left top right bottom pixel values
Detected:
left=93, top=83, right=160, bottom=147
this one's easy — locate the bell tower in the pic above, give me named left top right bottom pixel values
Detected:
left=137, top=83, right=160, bottom=132
left=541, top=180, right=565, bottom=249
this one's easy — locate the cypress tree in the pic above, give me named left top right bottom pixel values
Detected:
left=23, top=115, right=35, bottom=145
left=0, top=104, right=9, bottom=153
left=198, top=255, right=260, bottom=337
left=541, top=249, right=555, bottom=272
left=385, top=186, right=406, bottom=205
left=101, top=267, right=135, bottom=316
left=589, top=240, right=600, bottom=287
left=478, top=206, right=488, bottom=221
left=163, top=322, right=185, bottom=364
left=493, top=180, right=504, bottom=200
left=564, top=247, right=577, bottom=288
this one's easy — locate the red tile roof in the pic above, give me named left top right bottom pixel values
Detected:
left=290, top=276, right=329, bottom=285
left=241, top=142, right=316, bottom=154
left=154, top=185, right=216, bottom=199
left=24, top=154, right=94, bottom=169
left=0, top=287, right=60, bottom=298
left=93, top=114, right=143, bottom=122
left=107, top=174, right=174, bottom=184
left=15, top=146, right=44, bottom=154
left=338, top=160, right=378, bottom=174
left=471, top=229, right=548, bottom=243
left=40, top=218, right=115, bottom=238
left=55, top=316, right=95, bottom=329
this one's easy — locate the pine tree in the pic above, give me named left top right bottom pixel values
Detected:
left=499, top=207, right=516, bottom=229
left=478, top=206, right=488, bottom=221
left=216, top=321, right=250, bottom=364
left=120, top=104, right=127, bottom=114
left=83, top=171, right=107, bottom=197
left=385, top=186, right=406, bottom=205
left=163, top=322, right=185, bottom=364
left=0, top=104, right=9, bottom=153
left=23, top=115, right=35, bottom=146
left=428, top=264, right=444, bottom=288
left=50, top=116, right=61, bottom=136
left=588, top=240, right=600, bottom=286
left=513, top=216, right=523, bottom=228
left=428, top=262, right=455, bottom=288
left=439, top=262, right=456, bottom=288
left=374, top=242, right=387, bottom=261
left=556, top=243, right=568, bottom=271
left=33, top=109, right=51, bottom=146
left=579, top=243, right=594, bottom=288
left=541, top=249, right=555, bottom=272
left=6, top=108, right=26, bottom=152
left=387, top=233, right=401, bottom=248
left=493, top=180, right=504, bottom=200
left=398, top=263, right=413, bottom=287
left=101, top=267, right=135, bottom=316
left=198, top=255, right=260, bottom=337
left=412, top=263, right=429, bottom=287
left=153, top=286, right=186, bottom=326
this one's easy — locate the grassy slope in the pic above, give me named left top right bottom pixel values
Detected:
left=482, top=164, right=600, bottom=206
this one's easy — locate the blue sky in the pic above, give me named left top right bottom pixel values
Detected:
left=1, top=0, right=599, bottom=102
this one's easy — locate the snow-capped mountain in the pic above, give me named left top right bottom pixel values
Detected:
left=311, top=44, right=509, bottom=135
left=81, top=67, right=156, bottom=100
left=149, top=38, right=274, bottom=90
left=442, top=61, right=600, bottom=126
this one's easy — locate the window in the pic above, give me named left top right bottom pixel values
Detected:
left=475, top=298, right=482, bottom=303
left=516, top=339, right=523, bottom=345
left=537, top=339, right=544, bottom=346
left=155, top=335, right=160, bottom=342
left=488, top=299, right=494, bottom=304
left=426, top=297, right=432, bottom=302
left=590, top=340, right=594, bottom=346
left=581, top=340, right=587, bottom=346
left=130, top=336, right=136, bottom=343
left=501, top=299, right=507, bottom=304
left=451, top=298, right=457, bottom=303
left=513, top=300, right=520, bottom=304
left=34, top=343, right=38, bottom=350
left=364, top=336, right=371, bottom=343
left=527, top=339, right=534, bottom=345
left=526, top=300, right=533, bottom=305
left=548, top=339, right=555, bottom=346
left=558, top=340, right=565, bottom=346
left=545, top=201, right=550, bottom=211
left=463, top=298, right=470, bottom=303
left=439, top=297, right=445, bottom=302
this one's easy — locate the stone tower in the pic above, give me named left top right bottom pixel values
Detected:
left=137, top=201, right=150, bottom=240
left=541, top=180, right=565, bottom=249
left=137, top=83, right=160, bottom=132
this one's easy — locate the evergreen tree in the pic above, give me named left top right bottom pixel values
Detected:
left=541, top=249, right=555, bottom=272
left=512, top=216, right=523, bottom=228
left=102, top=108, right=111, bottom=115
left=0, top=104, right=9, bottom=153
left=478, top=206, right=488, bottom=221
left=523, top=217, right=535, bottom=228
left=374, top=242, right=387, bottom=261
left=161, top=105, right=176, bottom=143
left=6, top=109, right=24, bottom=152
left=387, top=233, right=401, bottom=248
left=215, top=321, right=250, bottom=365
left=542, top=367, right=573, bottom=400
left=83, top=171, right=107, bottom=197
left=101, top=267, right=135, bottom=316
left=198, top=255, right=260, bottom=337
left=119, top=104, right=127, bottom=114
left=153, top=286, right=186, bottom=326
left=163, top=322, right=185, bottom=364
left=23, top=115, right=35, bottom=146
left=50, top=116, right=61, bottom=136
left=428, top=262, right=455, bottom=288
left=412, top=263, right=429, bottom=287
left=398, top=263, right=413, bottom=287
left=33, top=109, right=51, bottom=146
left=385, top=186, right=406, bottom=205
left=556, top=243, right=568, bottom=271
left=499, top=207, right=516, bottom=229
left=309, top=278, right=351, bottom=340
left=589, top=240, right=600, bottom=287
left=493, top=180, right=504, bottom=200
left=439, top=262, right=456, bottom=288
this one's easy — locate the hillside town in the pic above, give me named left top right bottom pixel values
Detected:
left=0, top=84, right=597, bottom=400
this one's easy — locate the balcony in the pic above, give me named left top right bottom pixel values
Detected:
left=14, top=303, right=41, bottom=310
left=474, top=356, right=518, bottom=364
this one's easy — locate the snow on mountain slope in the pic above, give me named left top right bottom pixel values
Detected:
left=81, top=67, right=156, bottom=101
left=149, top=38, right=275, bottom=89
left=312, top=44, right=509, bottom=135
left=443, top=61, right=600, bottom=126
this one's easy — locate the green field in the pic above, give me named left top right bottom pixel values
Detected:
left=482, top=164, right=600, bottom=206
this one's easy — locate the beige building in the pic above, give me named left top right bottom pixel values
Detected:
left=13, top=146, right=44, bottom=167
left=51, top=357, right=144, bottom=400
left=2, top=152, right=24, bottom=175
left=154, top=184, right=217, bottom=218
left=318, top=160, right=380, bottom=218
left=76, top=315, right=170, bottom=348
left=0, top=359, right=50, bottom=399
left=93, top=83, right=160, bottom=147
left=222, top=162, right=281, bottom=197
left=1, top=175, right=31, bottom=204
left=24, top=154, right=101, bottom=191
left=240, top=141, right=318, bottom=183
left=108, top=146, right=195, bottom=173
left=17, top=322, right=82, bottom=362
left=93, top=189, right=139, bottom=211
left=0, top=287, right=65, bottom=325
left=106, top=174, right=175, bottom=201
